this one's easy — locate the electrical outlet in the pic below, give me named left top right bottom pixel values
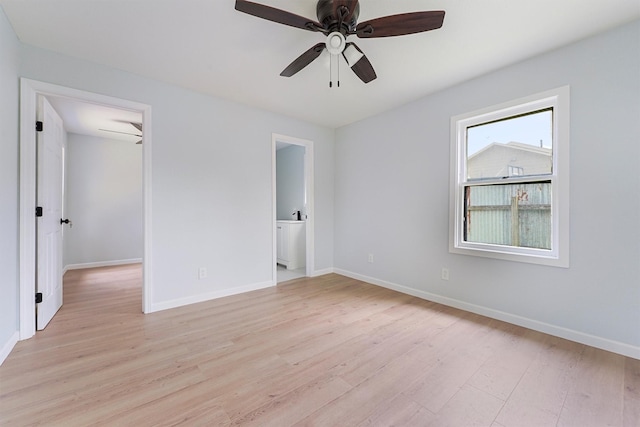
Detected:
left=198, top=267, right=207, bottom=280
left=441, top=267, right=450, bottom=281
left=368, top=254, right=374, bottom=263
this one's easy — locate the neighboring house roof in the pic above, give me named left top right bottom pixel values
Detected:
left=468, top=141, right=552, bottom=179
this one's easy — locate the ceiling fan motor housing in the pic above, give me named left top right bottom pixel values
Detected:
left=316, top=0, right=360, bottom=34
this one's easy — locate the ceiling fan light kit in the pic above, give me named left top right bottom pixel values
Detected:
left=326, top=32, right=346, bottom=55
left=343, top=44, right=363, bottom=66
left=235, top=0, right=445, bottom=85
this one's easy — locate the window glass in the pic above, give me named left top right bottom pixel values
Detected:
left=466, top=109, right=553, bottom=180
left=464, top=182, right=552, bottom=249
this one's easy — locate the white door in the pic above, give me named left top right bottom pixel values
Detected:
left=36, top=96, right=65, bottom=330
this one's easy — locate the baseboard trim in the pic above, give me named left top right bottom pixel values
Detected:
left=0, top=331, right=19, bottom=366
left=334, top=268, right=640, bottom=360
left=64, top=259, right=143, bottom=272
left=148, top=280, right=275, bottom=313
left=311, top=267, right=334, bottom=277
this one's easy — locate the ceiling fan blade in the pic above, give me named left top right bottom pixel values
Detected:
left=280, top=43, right=326, bottom=77
left=355, top=10, right=445, bottom=38
left=98, top=128, right=142, bottom=137
left=342, top=43, right=376, bottom=83
left=235, top=0, right=323, bottom=32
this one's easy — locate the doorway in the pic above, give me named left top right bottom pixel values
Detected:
left=47, top=95, right=144, bottom=273
left=18, top=78, right=152, bottom=340
left=272, top=133, right=314, bottom=284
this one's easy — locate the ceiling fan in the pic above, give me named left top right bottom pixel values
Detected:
left=99, top=122, right=143, bottom=144
left=235, top=0, right=445, bottom=84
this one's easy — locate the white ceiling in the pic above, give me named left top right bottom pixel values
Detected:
left=46, top=96, right=143, bottom=142
left=2, top=0, right=639, bottom=129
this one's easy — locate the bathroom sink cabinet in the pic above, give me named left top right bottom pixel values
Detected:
left=276, top=221, right=305, bottom=270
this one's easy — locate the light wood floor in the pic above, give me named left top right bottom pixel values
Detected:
left=1, top=265, right=639, bottom=426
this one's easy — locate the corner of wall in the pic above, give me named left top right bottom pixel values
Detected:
left=0, top=332, right=19, bottom=366
left=0, top=3, right=21, bottom=361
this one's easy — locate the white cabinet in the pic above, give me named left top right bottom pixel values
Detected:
left=276, top=221, right=305, bottom=270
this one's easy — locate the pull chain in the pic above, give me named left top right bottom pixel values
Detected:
left=329, top=54, right=341, bottom=88
left=337, top=54, right=340, bottom=87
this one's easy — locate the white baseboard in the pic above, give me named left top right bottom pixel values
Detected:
left=64, top=258, right=143, bottom=272
left=311, top=267, right=334, bottom=277
left=334, top=268, right=640, bottom=360
left=0, top=331, right=19, bottom=366
left=152, top=270, right=336, bottom=314
left=148, top=280, right=275, bottom=313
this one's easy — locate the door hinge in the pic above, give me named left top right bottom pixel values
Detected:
left=35, top=293, right=43, bottom=304
left=36, top=206, right=43, bottom=217
left=36, top=121, right=43, bottom=132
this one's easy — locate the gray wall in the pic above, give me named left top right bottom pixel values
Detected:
left=334, top=20, right=640, bottom=351
left=63, top=133, right=143, bottom=267
left=0, top=5, right=19, bottom=356
left=276, top=145, right=305, bottom=220
left=17, top=45, right=335, bottom=309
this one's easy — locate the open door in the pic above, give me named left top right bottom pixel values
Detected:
left=36, top=96, right=65, bottom=330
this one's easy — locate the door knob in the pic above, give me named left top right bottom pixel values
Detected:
left=60, top=218, right=72, bottom=228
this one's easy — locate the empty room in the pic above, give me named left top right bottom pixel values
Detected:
left=1, top=1, right=639, bottom=426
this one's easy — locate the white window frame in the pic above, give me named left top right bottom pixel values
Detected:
left=449, top=86, right=570, bottom=267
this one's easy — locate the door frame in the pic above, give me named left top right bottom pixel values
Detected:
left=19, top=78, right=153, bottom=339
left=272, top=133, right=314, bottom=282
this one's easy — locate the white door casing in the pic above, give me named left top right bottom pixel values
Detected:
left=36, top=96, right=65, bottom=329
left=272, top=133, right=315, bottom=283
left=19, top=78, right=153, bottom=340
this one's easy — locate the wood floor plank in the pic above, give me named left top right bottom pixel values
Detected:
left=426, top=384, right=505, bottom=426
left=3, top=357, right=205, bottom=425
left=231, top=374, right=352, bottom=426
left=295, top=350, right=434, bottom=426
left=624, top=357, right=640, bottom=426
left=219, top=315, right=413, bottom=421
left=465, top=326, right=543, bottom=401
left=557, top=346, right=626, bottom=426
left=333, top=305, right=462, bottom=388
left=1, top=265, right=636, bottom=426
left=494, top=335, right=584, bottom=427
left=277, top=312, right=397, bottom=365
left=98, top=381, right=231, bottom=427
left=356, top=393, right=436, bottom=426
left=401, top=314, right=499, bottom=413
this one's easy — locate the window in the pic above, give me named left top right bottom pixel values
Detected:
left=449, top=87, right=570, bottom=267
left=508, top=165, right=524, bottom=176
